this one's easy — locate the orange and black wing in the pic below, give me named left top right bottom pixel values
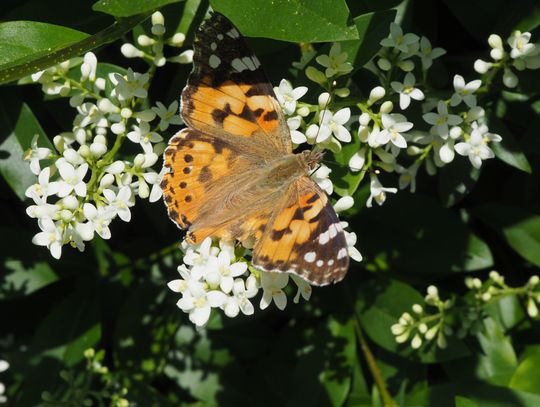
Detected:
left=252, top=177, right=350, bottom=286
left=181, top=12, right=292, bottom=156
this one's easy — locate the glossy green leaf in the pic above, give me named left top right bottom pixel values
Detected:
left=0, top=100, right=54, bottom=200
left=438, top=158, right=481, bottom=207
left=355, top=278, right=470, bottom=363
left=340, top=10, right=396, bottom=69
left=489, top=116, right=532, bottom=173
left=210, top=0, right=359, bottom=42
left=330, top=129, right=364, bottom=197
left=509, top=345, right=540, bottom=395
left=92, top=0, right=183, bottom=17
left=357, top=194, right=493, bottom=274
left=0, top=21, right=88, bottom=71
left=473, top=203, right=540, bottom=267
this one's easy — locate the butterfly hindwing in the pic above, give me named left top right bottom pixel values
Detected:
left=182, top=12, right=292, bottom=155
left=252, top=177, right=349, bottom=286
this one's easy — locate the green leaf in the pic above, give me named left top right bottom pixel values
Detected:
left=0, top=21, right=88, bottom=71
left=210, top=0, right=359, bottom=42
left=472, top=203, right=540, bottom=267
left=355, top=277, right=470, bottom=363
left=438, top=158, right=481, bottom=207
left=489, top=116, right=532, bottom=173
left=330, top=130, right=364, bottom=196
left=92, top=0, right=183, bottom=17
left=358, top=194, right=493, bottom=275
left=0, top=100, right=54, bottom=200
left=455, top=396, right=480, bottom=407
left=0, top=15, right=147, bottom=85
left=509, top=345, right=540, bottom=395
left=340, top=10, right=396, bottom=69
left=1, top=259, right=58, bottom=300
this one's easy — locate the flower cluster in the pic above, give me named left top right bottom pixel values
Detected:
left=25, top=12, right=190, bottom=259
left=167, top=238, right=313, bottom=327
left=391, top=272, right=540, bottom=350
left=474, top=31, right=540, bottom=87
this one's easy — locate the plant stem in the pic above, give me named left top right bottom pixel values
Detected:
left=352, top=316, right=398, bottom=407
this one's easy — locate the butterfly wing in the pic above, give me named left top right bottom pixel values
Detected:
left=252, top=176, right=350, bottom=286
left=182, top=12, right=292, bottom=157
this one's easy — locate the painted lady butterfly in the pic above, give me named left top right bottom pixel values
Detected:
left=161, top=12, right=350, bottom=285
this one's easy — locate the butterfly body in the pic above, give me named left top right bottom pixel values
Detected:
left=162, top=12, right=350, bottom=285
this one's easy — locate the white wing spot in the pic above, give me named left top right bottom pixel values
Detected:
left=319, top=230, right=330, bottom=245
left=327, top=259, right=334, bottom=266
left=337, top=248, right=348, bottom=259
left=316, top=260, right=324, bottom=267
left=231, top=58, right=246, bottom=72
left=227, top=28, right=240, bottom=38
left=210, top=42, right=217, bottom=51
left=304, top=252, right=316, bottom=263
left=209, top=54, right=221, bottom=68
left=328, top=224, right=338, bottom=239
left=242, top=56, right=257, bottom=71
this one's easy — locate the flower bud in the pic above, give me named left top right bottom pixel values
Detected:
left=105, top=161, right=125, bottom=174
left=137, top=34, right=155, bottom=47
left=305, top=124, right=319, bottom=142
left=449, top=126, right=462, bottom=139
left=297, top=106, right=310, bottom=117
left=368, top=86, right=386, bottom=105
left=349, top=149, right=366, bottom=171
left=482, top=292, right=492, bottom=302
left=120, top=108, right=132, bottom=119
left=53, top=135, right=65, bottom=153
left=490, top=48, right=504, bottom=60
left=527, top=297, right=538, bottom=318
left=151, top=24, right=166, bottom=36
left=100, top=173, right=115, bottom=188
left=138, top=178, right=150, bottom=199
left=98, top=98, right=117, bottom=113
left=111, top=122, right=126, bottom=135
left=427, top=285, right=438, bottom=297
left=418, top=323, right=428, bottom=334
left=391, top=323, right=406, bottom=335
left=75, top=128, right=87, bottom=145
left=151, top=11, right=164, bottom=26
left=398, top=59, right=415, bottom=72
left=412, top=304, right=423, bottom=314
left=503, top=68, right=518, bottom=88
left=170, top=49, right=194, bottom=64
left=411, top=334, right=422, bottom=349
left=358, top=126, right=369, bottom=142
left=377, top=57, right=391, bottom=71
left=380, top=100, right=393, bottom=114
left=488, top=34, right=503, bottom=49
left=406, top=145, right=422, bottom=155
left=335, top=87, right=350, bottom=98
left=154, top=55, right=167, bottom=67
left=529, top=275, right=540, bottom=286
left=121, top=43, right=143, bottom=58
left=169, top=32, right=186, bottom=47
left=143, top=152, right=159, bottom=168
left=95, top=78, right=106, bottom=91
left=90, top=142, right=107, bottom=157
left=79, top=145, right=91, bottom=158
left=93, top=135, right=106, bottom=145
left=64, top=148, right=81, bottom=164
left=359, top=113, right=371, bottom=126
left=425, top=325, right=438, bottom=340
left=62, top=195, right=79, bottom=210
left=134, top=153, right=146, bottom=168
left=60, top=209, right=73, bottom=222
left=334, top=196, right=354, bottom=212
left=318, top=92, right=331, bottom=108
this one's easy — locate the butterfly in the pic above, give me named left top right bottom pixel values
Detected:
left=161, top=12, right=349, bottom=285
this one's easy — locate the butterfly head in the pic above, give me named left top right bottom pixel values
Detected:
left=299, top=149, right=324, bottom=172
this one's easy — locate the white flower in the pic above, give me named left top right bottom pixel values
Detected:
left=274, top=79, right=308, bottom=115
left=25, top=167, right=60, bottom=198
left=287, top=116, right=307, bottom=144
left=24, top=134, right=51, bottom=175
left=146, top=167, right=167, bottom=202
left=454, top=123, right=500, bottom=168
left=83, top=203, right=114, bottom=239
left=80, top=52, right=97, bottom=81
left=177, top=281, right=228, bottom=326
left=334, top=196, right=354, bottom=212
left=183, top=237, right=213, bottom=267
left=32, top=218, right=63, bottom=259
left=423, top=101, right=462, bottom=137
left=435, top=137, right=455, bottom=164
left=203, top=250, right=248, bottom=294
left=291, top=275, right=312, bottom=304
left=315, top=43, right=353, bottom=77
left=366, top=176, right=397, bottom=208
left=508, top=31, right=535, bottom=59
left=76, top=102, right=108, bottom=129
left=103, top=186, right=133, bottom=221
left=26, top=192, right=58, bottom=219
left=260, top=272, right=289, bottom=310
left=317, top=108, right=351, bottom=143
left=377, top=113, right=412, bottom=148
left=127, top=121, right=163, bottom=153
left=391, top=73, right=424, bottom=109
left=450, top=75, right=482, bottom=107
left=109, top=68, right=149, bottom=101
left=380, top=23, right=419, bottom=53
left=224, top=276, right=258, bottom=317
left=418, top=36, right=446, bottom=69
left=56, top=162, right=88, bottom=197
left=398, top=164, right=419, bottom=192
left=311, top=164, right=333, bottom=195
left=152, top=101, right=183, bottom=131
left=342, top=225, right=363, bottom=262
